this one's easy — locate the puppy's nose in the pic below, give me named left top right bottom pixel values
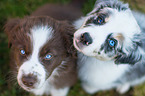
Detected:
left=22, top=74, right=37, bottom=88
left=80, top=32, right=93, bottom=45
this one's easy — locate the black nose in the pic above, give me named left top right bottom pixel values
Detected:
left=80, top=32, right=93, bottom=45
left=22, top=74, right=37, bottom=88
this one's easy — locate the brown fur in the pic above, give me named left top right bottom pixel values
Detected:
left=31, top=3, right=83, bottom=22
left=4, top=1, right=83, bottom=94
left=5, top=16, right=77, bottom=89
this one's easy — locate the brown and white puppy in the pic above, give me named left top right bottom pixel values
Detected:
left=4, top=2, right=83, bottom=96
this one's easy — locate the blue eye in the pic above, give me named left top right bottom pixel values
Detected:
left=20, top=49, right=25, bottom=55
left=109, top=39, right=115, bottom=47
left=45, top=54, right=52, bottom=60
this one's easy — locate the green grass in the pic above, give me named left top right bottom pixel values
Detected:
left=0, top=0, right=145, bottom=96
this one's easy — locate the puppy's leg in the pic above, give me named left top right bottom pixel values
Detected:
left=82, top=82, right=99, bottom=94
left=51, top=87, right=69, bottom=96
left=116, top=83, right=130, bottom=94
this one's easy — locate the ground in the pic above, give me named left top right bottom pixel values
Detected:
left=0, top=0, right=145, bottom=96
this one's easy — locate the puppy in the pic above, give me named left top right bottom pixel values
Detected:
left=73, top=0, right=145, bottom=94
left=4, top=2, right=83, bottom=96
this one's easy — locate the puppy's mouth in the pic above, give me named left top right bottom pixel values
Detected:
left=17, top=74, right=46, bottom=92
left=18, top=78, right=46, bottom=92
left=18, top=79, right=34, bottom=91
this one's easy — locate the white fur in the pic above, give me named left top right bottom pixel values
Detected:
left=31, top=80, right=50, bottom=95
left=31, top=66, right=69, bottom=96
left=116, top=83, right=130, bottom=94
left=51, top=87, right=69, bottom=96
left=77, top=53, right=129, bottom=94
left=73, top=17, right=85, bottom=29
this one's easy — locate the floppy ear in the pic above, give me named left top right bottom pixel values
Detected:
left=4, top=18, right=20, bottom=48
left=114, top=34, right=143, bottom=65
left=60, top=21, right=77, bottom=58
left=115, top=50, right=142, bottom=65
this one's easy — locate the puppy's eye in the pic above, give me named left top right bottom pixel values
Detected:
left=44, top=54, right=52, bottom=60
left=93, top=15, right=105, bottom=25
left=20, top=49, right=26, bottom=55
left=108, top=39, right=117, bottom=47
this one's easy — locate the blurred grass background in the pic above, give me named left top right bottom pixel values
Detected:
left=0, top=0, right=145, bottom=96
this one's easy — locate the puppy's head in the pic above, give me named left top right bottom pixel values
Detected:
left=5, top=16, right=75, bottom=91
left=74, top=0, right=142, bottom=64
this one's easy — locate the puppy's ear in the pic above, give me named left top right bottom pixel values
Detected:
left=114, top=33, right=144, bottom=65
left=4, top=18, right=20, bottom=48
left=115, top=51, right=142, bottom=65
left=4, top=18, right=20, bottom=35
left=60, top=21, right=77, bottom=58
left=115, top=39, right=143, bottom=65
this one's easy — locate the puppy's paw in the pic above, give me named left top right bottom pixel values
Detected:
left=51, top=87, right=69, bottom=96
left=116, top=83, right=130, bottom=94
left=82, top=83, right=98, bottom=94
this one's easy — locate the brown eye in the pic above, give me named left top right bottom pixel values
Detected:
left=44, top=54, right=53, bottom=60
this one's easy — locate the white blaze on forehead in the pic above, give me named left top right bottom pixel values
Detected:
left=31, top=26, right=53, bottom=61
left=17, top=26, right=53, bottom=91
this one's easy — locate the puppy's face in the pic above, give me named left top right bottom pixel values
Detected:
left=74, top=4, right=141, bottom=61
left=5, top=17, right=74, bottom=91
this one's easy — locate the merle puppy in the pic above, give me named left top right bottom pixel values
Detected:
left=4, top=1, right=84, bottom=96
left=73, top=0, right=145, bottom=94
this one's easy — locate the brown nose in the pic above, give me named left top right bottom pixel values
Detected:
left=22, top=74, right=37, bottom=88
